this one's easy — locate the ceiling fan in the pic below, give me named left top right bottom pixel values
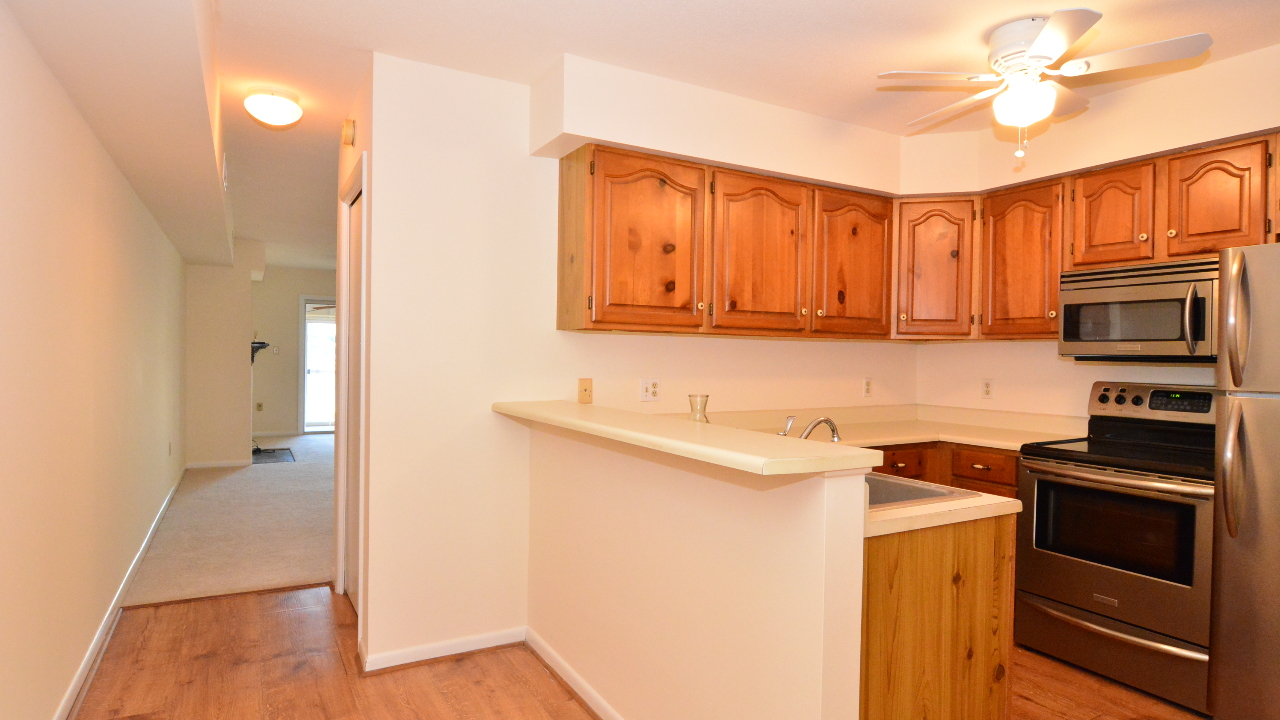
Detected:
left=879, top=8, right=1212, bottom=154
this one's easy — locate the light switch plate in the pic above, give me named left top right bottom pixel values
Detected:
left=640, top=379, right=659, bottom=402
left=578, top=378, right=593, bottom=404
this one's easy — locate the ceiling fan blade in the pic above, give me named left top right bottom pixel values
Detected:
left=1046, top=81, right=1088, bottom=116
left=1027, top=8, right=1103, bottom=66
left=879, top=71, right=1002, bottom=82
left=1060, top=33, right=1212, bottom=76
left=906, top=83, right=1007, bottom=127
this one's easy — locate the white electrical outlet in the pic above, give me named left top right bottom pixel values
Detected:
left=982, top=378, right=994, bottom=400
left=640, top=378, right=660, bottom=402
left=863, top=377, right=873, bottom=398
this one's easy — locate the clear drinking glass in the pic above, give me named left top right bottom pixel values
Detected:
left=689, top=394, right=710, bottom=423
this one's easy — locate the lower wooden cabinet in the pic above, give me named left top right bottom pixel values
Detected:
left=862, top=514, right=1016, bottom=720
left=870, top=442, right=1021, bottom=498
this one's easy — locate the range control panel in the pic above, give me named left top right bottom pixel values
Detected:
left=1089, top=382, right=1217, bottom=424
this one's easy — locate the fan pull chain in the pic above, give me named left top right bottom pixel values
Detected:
left=1014, top=126, right=1029, bottom=158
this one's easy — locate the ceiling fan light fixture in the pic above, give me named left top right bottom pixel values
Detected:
left=244, top=88, right=303, bottom=126
left=993, top=80, right=1056, bottom=127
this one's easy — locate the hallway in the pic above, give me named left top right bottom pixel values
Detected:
left=122, top=434, right=335, bottom=607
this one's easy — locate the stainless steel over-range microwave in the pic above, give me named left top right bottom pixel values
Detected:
left=1058, top=259, right=1218, bottom=362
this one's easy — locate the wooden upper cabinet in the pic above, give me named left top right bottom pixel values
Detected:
left=1071, top=162, right=1156, bottom=266
left=1166, top=140, right=1269, bottom=257
left=811, top=189, right=892, bottom=337
left=711, top=170, right=811, bottom=331
left=982, top=182, right=1062, bottom=337
left=897, top=200, right=974, bottom=336
left=590, top=148, right=705, bottom=326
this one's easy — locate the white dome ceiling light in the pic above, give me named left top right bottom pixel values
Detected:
left=878, top=9, right=1212, bottom=156
left=244, top=88, right=303, bottom=127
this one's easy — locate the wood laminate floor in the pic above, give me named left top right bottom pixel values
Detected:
left=73, top=585, right=595, bottom=720
left=74, top=585, right=1204, bottom=720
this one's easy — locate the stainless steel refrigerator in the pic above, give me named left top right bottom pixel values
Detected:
left=1211, top=243, right=1280, bottom=719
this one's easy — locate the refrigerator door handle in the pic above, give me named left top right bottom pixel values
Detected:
left=1022, top=594, right=1209, bottom=662
left=1221, top=400, right=1244, bottom=539
left=1225, top=251, right=1250, bottom=387
left=1182, top=283, right=1199, bottom=355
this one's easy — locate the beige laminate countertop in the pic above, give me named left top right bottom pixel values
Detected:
left=493, top=400, right=884, bottom=476
left=834, top=419, right=1074, bottom=451
left=865, top=490, right=1022, bottom=538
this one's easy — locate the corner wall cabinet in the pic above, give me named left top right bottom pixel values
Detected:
left=559, top=135, right=1274, bottom=341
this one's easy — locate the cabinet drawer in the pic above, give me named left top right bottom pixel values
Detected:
left=951, top=447, right=1018, bottom=486
left=953, top=476, right=1018, bottom=498
left=874, top=448, right=927, bottom=479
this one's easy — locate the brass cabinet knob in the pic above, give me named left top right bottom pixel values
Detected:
left=1049, top=310, right=1058, bottom=318
left=816, top=309, right=825, bottom=317
left=801, top=308, right=808, bottom=316
left=900, top=314, right=907, bottom=321
left=1168, top=229, right=1178, bottom=238
left=1138, top=233, right=1149, bottom=241
left=697, top=302, right=705, bottom=310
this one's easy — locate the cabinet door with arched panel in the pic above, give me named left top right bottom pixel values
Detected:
left=710, top=170, right=811, bottom=332
left=811, top=188, right=892, bottom=337
left=897, top=199, right=974, bottom=336
left=1071, top=162, right=1156, bottom=266
left=590, top=148, right=706, bottom=327
left=982, top=182, right=1063, bottom=338
left=1167, top=140, right=1268, bottom=257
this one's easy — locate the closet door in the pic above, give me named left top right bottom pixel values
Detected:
left=811, top=188, right=892, bottom=337
left=897, top=200, right=974, bottom=336
left=982, top=182, right=1062, bottom=337
left=710, top=170, right=811, bottom=332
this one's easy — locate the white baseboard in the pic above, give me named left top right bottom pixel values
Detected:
left=184, top=459, right=251, bottom=469
left=525, top=627, right=625, bottom=720
left=362, top=626, right=528, bottom=673
left=54, top=476, right=180, bottom=720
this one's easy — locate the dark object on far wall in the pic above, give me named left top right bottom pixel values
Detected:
left=251, top=447, right=294, bottom=464
left=251, top=340, right=270, bottom=363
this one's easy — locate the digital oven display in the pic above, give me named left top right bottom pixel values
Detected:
left=1149, top=390, right=1213, bottom=413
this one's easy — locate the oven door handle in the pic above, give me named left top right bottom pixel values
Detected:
left=1022, top=595, right=1209, bottom=662
left=1182, top=283, right=1198, bottom=356
left=1021, top=460, right=1214, bottom=498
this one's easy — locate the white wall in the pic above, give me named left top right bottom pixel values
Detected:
left=902, top=43, right=1280, bottom=195
left=364, top=52, right=917, bottom=662
left=0, top=4, right=185, bottom=718
left=915, top=341, right=1215, bottom=417
left=251, top=266, right=337, bottom=435
left=183, top=241, right=258, bottom=467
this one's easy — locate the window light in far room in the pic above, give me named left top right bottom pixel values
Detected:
left=244, top=88, right=303, bottom=126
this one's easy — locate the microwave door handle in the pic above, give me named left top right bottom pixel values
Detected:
left=1221, top=400, right=1244, bottom=538
left=1182, top=283, right=1198, bottom=355
left=1225, top=252, right=1249, bottom=387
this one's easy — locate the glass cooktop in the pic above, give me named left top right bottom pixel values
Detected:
left=1021, top=416, right=1216, bottom=481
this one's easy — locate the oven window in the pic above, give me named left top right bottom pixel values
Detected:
left=1034, top=480, right=1197, bottom=585
left=1061, top=297, right=1205, bottom=343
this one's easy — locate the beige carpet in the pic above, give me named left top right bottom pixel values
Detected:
left=123, top=434, right=335, bottom=606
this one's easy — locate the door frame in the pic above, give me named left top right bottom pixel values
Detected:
left=298, top=295, right=337, bottom=434
left=335, top=151, right=369, bottom=648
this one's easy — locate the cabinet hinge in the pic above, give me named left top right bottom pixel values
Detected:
left=589, top=160, right=595, bottom=175
left=1268, top=153, right=1273, bottom=168
left=1070, top=242, right=1075, bottom=256
left=710, top=181, right=715, bottom=194
left=587, top=295, right=593, bottom=310
left=970, top=314, right=975, bottom=325
left=1071, top=189, right=1075, bottom=201
left=980, top=208, right=984, bottom=219
left=1268, top=218, right=1273, bottom=233
left=709, top=303, right=714, bottom=316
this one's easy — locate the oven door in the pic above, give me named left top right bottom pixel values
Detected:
left=1016, top=459, right=1214, bottom=645
left=1059, top=278, right=1216, bottom=359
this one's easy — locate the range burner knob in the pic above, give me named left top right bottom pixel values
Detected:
left=1098, top=393, right=1110, bottom=404
left=1132, top=395, right=1144, bottom=407
left=1115, top=395, right=1128, bottom=405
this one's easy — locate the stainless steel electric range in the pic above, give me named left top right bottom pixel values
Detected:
left=1016, top=381, right=1217, bottom=713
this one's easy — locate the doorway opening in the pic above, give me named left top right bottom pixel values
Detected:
left=302, top=299, right=337, bottom=433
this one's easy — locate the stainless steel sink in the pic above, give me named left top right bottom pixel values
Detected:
left=866, top=473, right=979, bottom=509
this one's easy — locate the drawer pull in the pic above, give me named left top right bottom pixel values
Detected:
left=971, top=463, right=992, bottom=471
left=892, top=462, right=907, bottom=468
